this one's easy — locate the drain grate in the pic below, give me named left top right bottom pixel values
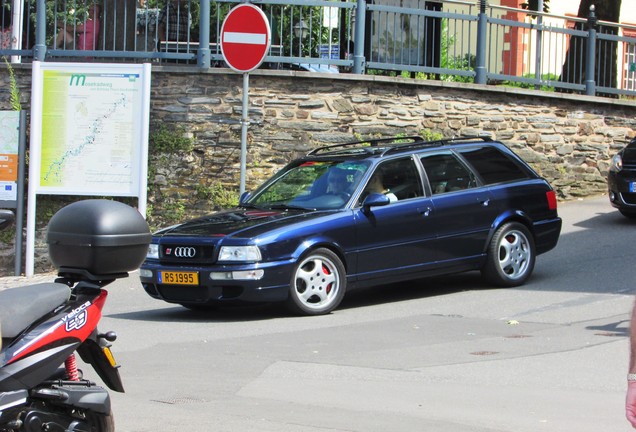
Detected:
left=151, top=397, right=207, bottom=405
left=470, top=351, right=499, bottom=356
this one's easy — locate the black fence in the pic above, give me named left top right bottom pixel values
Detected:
left=1, top=0, right=636, bottom=98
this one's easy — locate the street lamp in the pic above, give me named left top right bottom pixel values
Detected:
left=293, top=19, right=309, bottom=40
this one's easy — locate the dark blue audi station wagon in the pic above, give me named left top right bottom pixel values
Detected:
left=140, top=136, right=562, bottom=315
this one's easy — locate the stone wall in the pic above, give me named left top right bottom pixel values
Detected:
left=1, top=64, right=635, bottom=275
left=147, top=67, right=635, bottom=201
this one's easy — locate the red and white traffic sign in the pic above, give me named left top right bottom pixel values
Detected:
left=220, top=4, right=272, bottom=73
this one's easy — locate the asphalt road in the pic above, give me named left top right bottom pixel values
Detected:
left=4, top=195, right=636, bottom=431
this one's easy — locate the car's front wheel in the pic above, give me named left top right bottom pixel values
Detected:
left=482, top=222, right=535, bottom=287
left=286, top=248, right=346, bottom=316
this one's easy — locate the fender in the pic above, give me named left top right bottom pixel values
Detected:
left=77, top=336, right=125, bottom=393
left=483, top=209, right=533, bottom=254
left=290, top=235, right=349, bottom=271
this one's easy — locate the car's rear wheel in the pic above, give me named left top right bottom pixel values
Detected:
left=482, top=222, right=535, bottom=287
left=286, top=248, right=346, bottom=316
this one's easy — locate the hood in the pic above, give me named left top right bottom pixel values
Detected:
left=623, top=140, right=636, bottom=164
left=153, top=207, right=326, bottom=238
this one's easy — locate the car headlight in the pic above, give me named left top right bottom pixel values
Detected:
left=610, top=154, right=623, bottom=172
left=147, top=244, right=159, bottom=259
left=218, top=245, right=262, bottom=262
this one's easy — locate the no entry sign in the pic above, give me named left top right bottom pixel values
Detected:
left=220, top=4, right=272, bottom=73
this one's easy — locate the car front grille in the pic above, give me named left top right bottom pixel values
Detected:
left=159, top=244, right=216, bottom=264
left=622, top=192, right=636, bottom=205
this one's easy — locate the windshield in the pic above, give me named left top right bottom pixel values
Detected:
left=247, top=160, right=370, bottom=210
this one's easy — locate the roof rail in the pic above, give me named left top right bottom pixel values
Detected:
left=381, top=135, right=493, bottom=155
left=307, top=135, right=494, bottom=157
left=307, top=136, right=423, bottom=156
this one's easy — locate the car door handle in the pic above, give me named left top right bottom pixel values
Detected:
left=418, top=206, right=433, bottom=217
left=479, top=198, right=490, bottom=207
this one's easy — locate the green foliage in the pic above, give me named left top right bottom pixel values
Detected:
left=366, top=69, right=398, bottom=77
left=441, top=54, right=476, bottom=83
left=502, top=73, right=559, bottom=92
left=149, top=123, right=194, bottom=154
left=2, top=57, right=21, bottom=111
left=46, top=0, right=100, bottom=25
left=163, top=200, right=186, bottom=224
left=195, top=183, right=239, bottom=209
left=0, top=226, right=14, bottom=246
left=420, top=129, right=443, bottom=142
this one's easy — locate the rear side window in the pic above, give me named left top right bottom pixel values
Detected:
left=457, top=146, right=530, bottom=185
left=420, top=152, right=476, bottom=194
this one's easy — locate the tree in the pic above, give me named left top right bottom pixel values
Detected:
left=559, top=0, right=622, bottom=95
left=521, top=0, right=550, bottom=14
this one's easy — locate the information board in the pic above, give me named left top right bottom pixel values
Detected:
left=0, top=111, right=19, bottom=203
left=26, top=61, right=152, bottom=276
left=31, top=63, right=150, bottom=196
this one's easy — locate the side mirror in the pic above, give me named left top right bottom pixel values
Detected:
left=239, top=191, right=251, bottom=206
left=362, top=193, right=390, bottom=210
left=0, top=209, right=15, bottom=231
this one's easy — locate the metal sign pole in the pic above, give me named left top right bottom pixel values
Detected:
left=240, top=72, right=249, bottom=195
left=14, top=111, right=26, bottom=275
left=219, top=4, right=271, bottom=195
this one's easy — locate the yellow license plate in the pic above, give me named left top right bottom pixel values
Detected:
left=159, top=271, right=199, bottom=285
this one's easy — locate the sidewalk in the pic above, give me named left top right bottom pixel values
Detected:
left=0, top=272, right=58, bottom=290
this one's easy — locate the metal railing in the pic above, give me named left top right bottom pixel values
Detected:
left=1, top=0, right=635, bottom=98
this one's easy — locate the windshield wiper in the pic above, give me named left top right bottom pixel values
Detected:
left=240, top=203, right=263, bottom=209
left=268, top=204, right=316, bottom=211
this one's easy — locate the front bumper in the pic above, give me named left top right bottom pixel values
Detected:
left=608, top=170, right=636, bottom=211
left=139, top=260, right=294, bottom=305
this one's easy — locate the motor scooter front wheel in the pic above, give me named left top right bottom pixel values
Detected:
left=88, top=409, right=115, bottom=432
left=65, top=409, right=114, bottom=432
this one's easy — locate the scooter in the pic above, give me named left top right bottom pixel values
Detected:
left=0, top=200, right=150, bottom=432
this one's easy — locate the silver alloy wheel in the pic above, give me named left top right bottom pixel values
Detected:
left=496, top=229, right=531, bottom=280
left=482, top=222, right=535, bottom=287
left=291, top=250, right=344, bottom=314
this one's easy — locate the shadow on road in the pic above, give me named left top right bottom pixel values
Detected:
left=108, top=273, right=480, bottom=323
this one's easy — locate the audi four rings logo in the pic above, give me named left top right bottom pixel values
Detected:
left=167, top=246, right=197, bottom=258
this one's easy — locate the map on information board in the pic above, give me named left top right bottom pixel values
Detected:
left=33, top=63, right=150, bottom=196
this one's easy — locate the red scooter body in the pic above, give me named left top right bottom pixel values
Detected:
left=0, top=200, right=150, bottom=432
left=0, top=282, right=122, bottom=393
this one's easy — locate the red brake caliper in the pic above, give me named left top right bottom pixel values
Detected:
left=323, top=264, right=332, bottom=294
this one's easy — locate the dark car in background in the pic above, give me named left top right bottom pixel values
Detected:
left=139, top=136, right=562, bottom=315
left=608, top=137, right=636, bottom=219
